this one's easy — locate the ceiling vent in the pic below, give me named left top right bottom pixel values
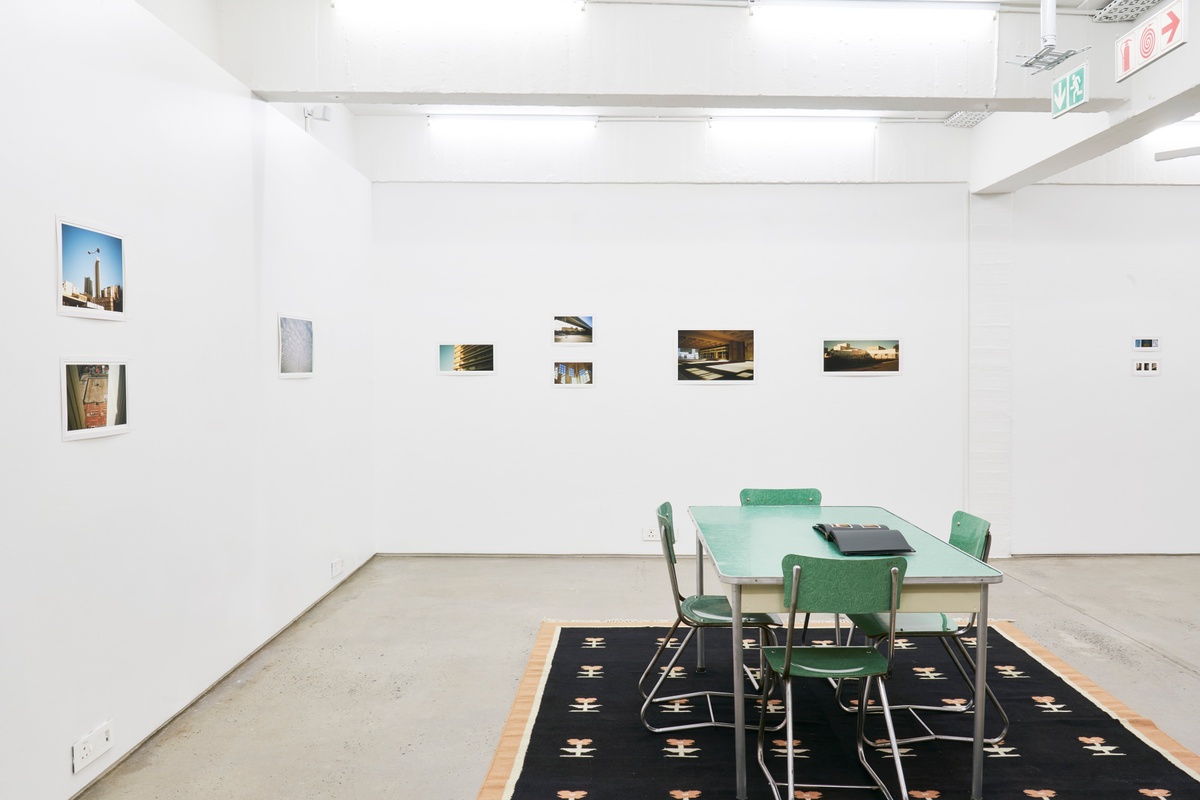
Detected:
left=944, top=110, right=992, bottom=128
left=1094, top=0, right=1162, bottom=22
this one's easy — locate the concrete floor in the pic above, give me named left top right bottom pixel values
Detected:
left=74, top=554, right=1200, bottom=800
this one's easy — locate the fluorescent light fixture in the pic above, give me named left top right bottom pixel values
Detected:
left=596, top=115, right=712, bottom=123
left=427, top=114, right=598, bottom=125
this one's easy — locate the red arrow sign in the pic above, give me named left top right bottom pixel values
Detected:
left=1163, top=10, right=1181, bottom=44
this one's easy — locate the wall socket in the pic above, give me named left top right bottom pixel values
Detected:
left=642, top=527, right=661, bottom=542
left=330, top=557, right=345, bottom=578
left=72, top=721, right=113, bottom=774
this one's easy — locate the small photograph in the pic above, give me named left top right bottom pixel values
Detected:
left=439, top=344, right=495, bottom=374
left=554, top=316, right=593, bottom=344
left=677, top=330, right=754, bottom=381
left=554, top=362, right=593, bottom=386
left=823, top=340, right=900, bottom=374
left=1133, top=338, right=1160, bottom=350
left=61, top=360, right=129, bottom=441
left=58, top=218, right=126, bottom=320
left=278, top=315, right=314, bottom=377
left=1133, top=359, right=1161, bottom=376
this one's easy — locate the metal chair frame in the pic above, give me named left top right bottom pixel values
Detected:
left=638, top=501, right=780, bottom=733
left=841, top=512, right=1010, bottom=746
left=757, top=554, right=911, bottom=800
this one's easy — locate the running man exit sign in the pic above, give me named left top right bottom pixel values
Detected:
left=1051, top=63, right=1088, bottom=118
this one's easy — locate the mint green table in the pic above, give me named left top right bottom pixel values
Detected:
left=688, top=505, right=1004, bottom=800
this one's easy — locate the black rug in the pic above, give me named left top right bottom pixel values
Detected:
left=481, top=621, right=1200, bottom=800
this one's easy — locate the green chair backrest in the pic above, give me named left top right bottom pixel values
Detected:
left=739, top=488, right=822, bottom=506
left=781, top=553, right=906, bottom=615
left=948, top=510, right=991, bottom=561
left=657, top=501, right=687, bottom=613
left=657, top=501, right=677, bottom=566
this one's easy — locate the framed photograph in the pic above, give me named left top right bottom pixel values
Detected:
left=278, top=315, right=314, bottom=378
left=677, top=330, right=754, bottom=381
left=439, top=344, right=495, bottom=375
left=1132, top=359, right=1161, bottom=376
left=823, top=340, right=900, bottom=374
left=554, top=315, right=593, bottom=344
left=61, top=359, right=129, bottom=441
left=58, top=218, right=126, bottom=320
left=1133, top=338, right=1160, bottom=351
left=554, top=362, right=594, bottom=386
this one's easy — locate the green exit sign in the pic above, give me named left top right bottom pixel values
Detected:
left=1051, top=63, right=1089, bottom=118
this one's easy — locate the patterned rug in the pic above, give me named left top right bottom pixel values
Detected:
left=479, top=621, right=1200, bottom=800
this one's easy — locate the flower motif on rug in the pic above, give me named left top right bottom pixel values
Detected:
left=1078, top=736, right=1125, bottom=757
left=996, top=664, right=1030, bottom=679
left=568, top=697, right=600, bottom=712
left=1032, top=695, right=1071, bottom=713
left=668, top=791, right=701, bottom=799
left=663, top=738, right=700, bottom=758
left=1023, top=791, right=1057, bottom=798
left=559, top=738, right=595, bottom=758
left=556, top=792, right=587, bottom=799
left=576, top=665, right=603, bottom=678
left=1139, top=790, right=1173, bottom=797
left=581, top=637, right=605, bottom=649
left=910, top=791, right=941, bottom=799
left=767, top=739, right=809, bottom=759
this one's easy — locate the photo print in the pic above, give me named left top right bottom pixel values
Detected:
left=677, top=330, right=754, bottom=381
left=823, top=340, right=900, bottom=374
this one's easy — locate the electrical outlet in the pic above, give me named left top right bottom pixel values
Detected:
left=642, top=527, right=661, bottom=542
left=331, top=557, right=345, bottom=578
left=72, top=721, right=113, bottom=774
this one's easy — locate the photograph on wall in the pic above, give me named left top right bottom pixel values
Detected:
left=1133, top=338, right=1160, bottom=351
left=823, top=340, right=900, bottom=373
left=439, top=344, right=495, bottom=374
left=554, top=362, right=593, bottom=386
left=553, top=315, right=593, bottom=344
left=278, top=315, right=314, bottom=378
left=58, top=218, right=126, bottom=320
left=61, top=360, right=129, bottom=441
left=677, top=330, right=754, bottom=381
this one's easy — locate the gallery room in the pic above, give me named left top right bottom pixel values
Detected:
left=5, top=1, right=1200, bottom=798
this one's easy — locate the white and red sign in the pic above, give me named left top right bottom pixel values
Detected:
left=1116, top=0, right=1187, bottom=82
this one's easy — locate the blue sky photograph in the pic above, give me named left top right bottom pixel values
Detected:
left=61, top=222, right=124, bottom=289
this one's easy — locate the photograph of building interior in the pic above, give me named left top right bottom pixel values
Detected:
left=6, top=2, right=1200, bottom=799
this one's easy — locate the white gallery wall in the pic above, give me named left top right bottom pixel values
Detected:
left=0, top=5, right=374, bottom=799
left=6, top=2, right=1200, bottom=799
left=371, top=182, right=970, bottom=556
left=999, top=185, right=1200, bottom=554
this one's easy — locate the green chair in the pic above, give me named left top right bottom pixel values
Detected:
left=844, top=510, right=1010, bottom=744
left=757, top=554, right=910, bottom=800
left=739, top=487, right=822, bottom=506
left=740, top=487, right=823, bottom=641
left=638, top=501, right=779, bottom=733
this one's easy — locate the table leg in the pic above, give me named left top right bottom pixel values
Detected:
left=731, top=583, right=747, bottom=799
left=972, top=584, right=989, bottom=799
left=695, top=534, right=706, bottom=672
